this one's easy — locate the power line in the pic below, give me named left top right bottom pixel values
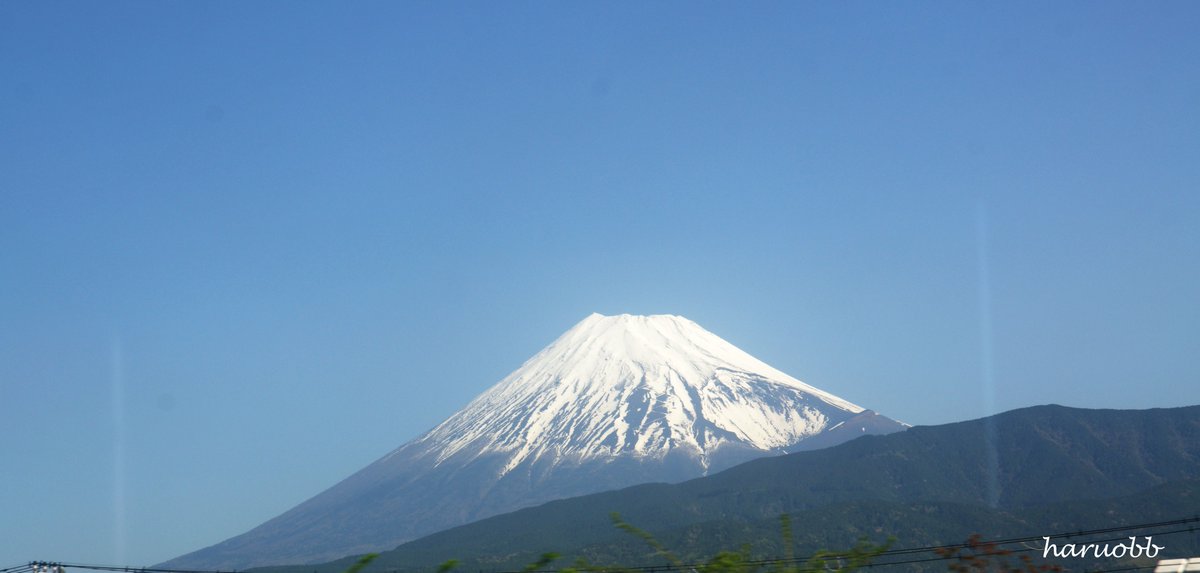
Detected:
left=20, top=515, right=1200, bottom=573
left=497, top=516, right=1200, bottom=573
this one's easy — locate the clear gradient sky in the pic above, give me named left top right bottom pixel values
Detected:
left=2, top=1, right=1198, bottom=567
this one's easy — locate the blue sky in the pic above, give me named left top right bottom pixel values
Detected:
left=2, top=1, right=1198, bottom=567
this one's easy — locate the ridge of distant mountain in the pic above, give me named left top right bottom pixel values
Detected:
left=257, top=404, right=1200, bottom=573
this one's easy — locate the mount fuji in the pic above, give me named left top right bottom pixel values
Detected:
left=163, top=313, right=907, bottom=569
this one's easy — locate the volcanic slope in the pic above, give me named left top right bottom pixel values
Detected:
left=163, top=313, right=905, bottom=569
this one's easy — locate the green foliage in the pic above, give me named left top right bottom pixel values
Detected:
left=934, top=535, right=1062, bottom=573
left=604, top=512, right=891, bottom=573
left=523, top=553, right=561, bottom=572
left=610, top=512, right=684, bottom=567
left=341, top=553, right=378, bottom=573
left=438, top=551, right=563, bottom=573
left=796, top=538, right=891, bottom=573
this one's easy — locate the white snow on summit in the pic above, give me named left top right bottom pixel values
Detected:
left=407, top=313, right=866, bottom=475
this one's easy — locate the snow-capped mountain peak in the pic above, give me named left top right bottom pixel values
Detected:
left=163, top=313, right=906, bottom=570
left=412, top=313, right=866, bottom=474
